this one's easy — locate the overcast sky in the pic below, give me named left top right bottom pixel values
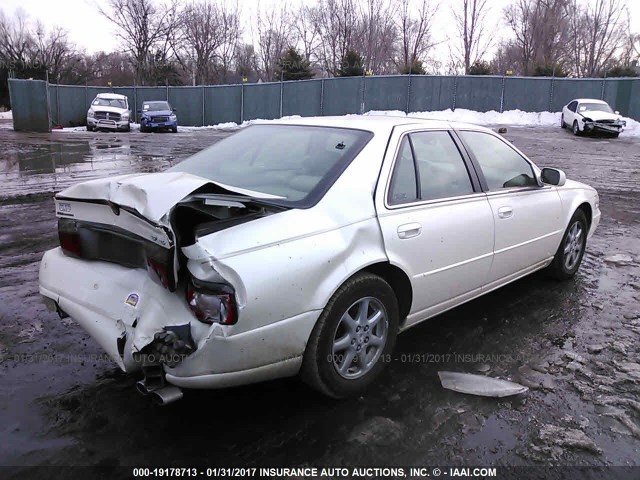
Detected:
left=1, top=0, right=639, bottom=66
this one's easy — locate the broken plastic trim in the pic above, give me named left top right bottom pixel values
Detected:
left=133, top=324, right=197, bottom=369
left=438, top=371, right=529, bottom=397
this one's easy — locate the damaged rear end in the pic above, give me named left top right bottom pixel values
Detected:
left=39, top=172, right=284, bottom=404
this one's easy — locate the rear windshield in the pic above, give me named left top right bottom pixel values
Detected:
left=169, top=124, right=373, bottom=207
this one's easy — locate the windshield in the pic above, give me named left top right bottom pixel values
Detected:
left=143, top=101, right=171, bottom=112
left=578, top=103, right=613, bottom=113
left=169, top=124, right=373, bottom=207
left=92, top=98, right=127, bottom=109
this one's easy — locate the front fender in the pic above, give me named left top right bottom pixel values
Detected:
left=556, top=180, right=600, bottom=238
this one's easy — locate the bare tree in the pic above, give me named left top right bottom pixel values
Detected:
left=504, top=0, right=571, bottom=75
left=451, top=0, right=492, bottom=74
left=0, top=10, right=85, bottom=83
left=234, top=42, right=257, bottom=80
left=0, top=9, right=35, bottom=67
left=567, top=0, right=629, bottom=76
left=33, top=23, right=76, bottom=82
left=290, top=2, right=321, bottom=63
left=99, top=0, right=180, bottom=85
left=216, top=1, right=241, bottom=83
left=313, top=0, right=362, bottom=76
left=359, top=0, right=398, bottom=74
left=490, top=40, right=522, bottom=75
left=394, top=0, right=438, bottom=73
left=253, top=2, right=292, bottom=81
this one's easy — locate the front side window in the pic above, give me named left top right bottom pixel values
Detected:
left=459, top=131, right=537, bottom=190
left=169, top=125, right=372, bottom=206
left=388, top=131, right=474, bottom=205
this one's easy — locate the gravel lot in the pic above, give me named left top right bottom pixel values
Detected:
left=0, top=121, right=639, bottom=474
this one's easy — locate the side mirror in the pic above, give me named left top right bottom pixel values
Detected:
left=173, top=108, right=178, bottom=112
left=615, top=110, right=620, bottom=115
left=541, top=168, right=566, bottom=187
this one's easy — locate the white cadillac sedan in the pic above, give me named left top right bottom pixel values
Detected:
left=39, top=116, right=600, bottom=404
left=561, top=98, right=626, bottom=137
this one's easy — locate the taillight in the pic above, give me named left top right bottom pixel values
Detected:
left=147, top=258, right=170, bottom=289
left=187, top=280, right=237, bottom=325
left=58, top=224, right=82, bottom=257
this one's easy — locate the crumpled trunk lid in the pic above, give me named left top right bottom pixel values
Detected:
left=54, top=171, right=285, bottom=291
left=57, top=172, right=212, bottom=223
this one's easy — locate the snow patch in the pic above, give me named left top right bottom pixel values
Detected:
left=0, top=110, right=12, bottom=120
left=32, top=109, right=640, bottom=137
left=365, top=108, right=640, bottom=136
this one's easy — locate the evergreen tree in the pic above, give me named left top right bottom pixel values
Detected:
left=337, top=50, right=365, bottom=77
left=532, top=63, right=568, bottom=77
left=468, top=61, right=492, bottom=75
left=399, top=60, right=426, bottom=75
left=601, top=65, right=638, bottom=77
left=275, top=47, right=314, bottom=81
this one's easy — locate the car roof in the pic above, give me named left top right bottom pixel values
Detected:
left=96, top=93, right=127, bottom=100
left=273, top=115, right=492, bottom=135
left=142, top=100, right=169, bottom=104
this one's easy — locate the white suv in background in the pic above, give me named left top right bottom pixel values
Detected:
left=87, top=93, right=131, bottom=132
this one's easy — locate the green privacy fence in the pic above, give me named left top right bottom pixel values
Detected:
left=9, top=75, right=640, bottom=132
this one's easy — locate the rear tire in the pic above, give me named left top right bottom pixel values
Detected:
left=301, top=273, right=399, bottom=398
left=611, top=132, right=619, bottom=138
left=548, top=209, right=588, bottom=280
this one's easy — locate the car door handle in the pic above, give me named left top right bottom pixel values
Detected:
left=397, top=223, right=422, bottom=239
left=497, top=206, right=514, bottom=219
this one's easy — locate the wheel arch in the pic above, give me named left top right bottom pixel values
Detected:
left=577, top=202, right=592, bottom=230
left=345, top=261, right=413, bottom=325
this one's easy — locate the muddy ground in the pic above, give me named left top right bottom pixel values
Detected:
left=0, top=120, right=639, bottom=473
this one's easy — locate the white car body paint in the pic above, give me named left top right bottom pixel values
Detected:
left=39, top=115, right=601, bottom=391
left=562, top=98, right=626, bottom=134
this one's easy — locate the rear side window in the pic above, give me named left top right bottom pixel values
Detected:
left=410, top=131, right=474, bottom=201
left=388, top=131, right=474, bottom=205
left=458, top=131, right=536, bottom=190
left=388, top=137, right=418, bottom=204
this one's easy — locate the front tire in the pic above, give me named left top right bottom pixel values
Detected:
left=572, top=121, right=581, bottom=136
left=548, top=209, right=588, bottom=280
left=560, top=114, right=566, bottom=128
left=301, top=272, right=399, bottom=398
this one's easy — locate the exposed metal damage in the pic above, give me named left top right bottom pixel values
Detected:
left=41, top=171, right=290, bottom=404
